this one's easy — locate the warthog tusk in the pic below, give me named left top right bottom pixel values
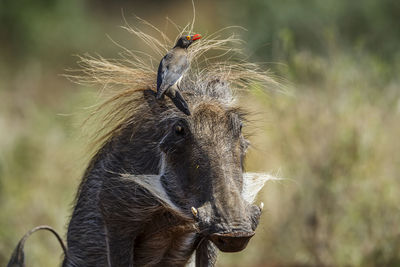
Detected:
left=259, top=202, right=264, bottom=211
left=191, top=207, right=198, bottom=217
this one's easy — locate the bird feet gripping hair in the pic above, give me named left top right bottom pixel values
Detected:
left=156, top=34, right=202, bottom=116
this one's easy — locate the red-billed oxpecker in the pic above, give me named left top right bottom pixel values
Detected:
left=156, top=34, right=202, bottom=115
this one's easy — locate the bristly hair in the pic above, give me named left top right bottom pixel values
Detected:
left=65, top=18, right=278, bottom=150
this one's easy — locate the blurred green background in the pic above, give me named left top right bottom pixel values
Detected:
left=1, top=0, right=400, bottom=266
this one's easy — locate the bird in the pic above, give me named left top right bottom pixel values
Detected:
left=156, top=34, right=202, bottom=115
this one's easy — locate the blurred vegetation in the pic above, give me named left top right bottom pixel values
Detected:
left=0, top=0, right=399, bottom=266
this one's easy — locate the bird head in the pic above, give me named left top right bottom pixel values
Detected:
left=174, top=34, right=202, bottom=49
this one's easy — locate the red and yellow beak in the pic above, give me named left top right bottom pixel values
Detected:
left=192, top=34, right=202, bottom=41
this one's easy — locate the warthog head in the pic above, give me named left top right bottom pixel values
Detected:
left=130, top=87, right=269, bottom=254
left=159, top=101, right=260, bottom=252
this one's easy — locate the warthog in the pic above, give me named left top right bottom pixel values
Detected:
left=8, top=26, right=276, bottom=267
left=63, top=87, right=268, bottom=266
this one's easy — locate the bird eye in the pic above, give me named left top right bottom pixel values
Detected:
left=175, top=125, right=185, bottom=135
left=186, top=36, right=191, bottom=40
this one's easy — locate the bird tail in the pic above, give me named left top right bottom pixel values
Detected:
left=166, top=90, right=191, bottom=116
left=7, top=225, right=67, bottom=267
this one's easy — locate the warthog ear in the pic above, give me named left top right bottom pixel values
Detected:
left=205, top=77, right=233, bottom=101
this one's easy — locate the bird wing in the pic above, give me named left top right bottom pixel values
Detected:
left=156, top=52, right=189, bottom=98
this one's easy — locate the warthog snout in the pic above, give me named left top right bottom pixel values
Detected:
left=209, top=231, right=255, bottom=252
left=193, top=199, right=263, bottom=252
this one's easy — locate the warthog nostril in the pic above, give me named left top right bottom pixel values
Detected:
left=209, top=232, right=255, bottom=252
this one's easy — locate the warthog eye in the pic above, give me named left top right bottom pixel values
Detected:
left=175, top=125, right=185, bottom=136
left=239, top=122, right=243, bottom=132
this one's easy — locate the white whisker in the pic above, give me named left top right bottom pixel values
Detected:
left=242, top=172, right=286, bottom=203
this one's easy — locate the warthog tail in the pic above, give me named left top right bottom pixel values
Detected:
left=7, top=225, right=67, bottom=267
